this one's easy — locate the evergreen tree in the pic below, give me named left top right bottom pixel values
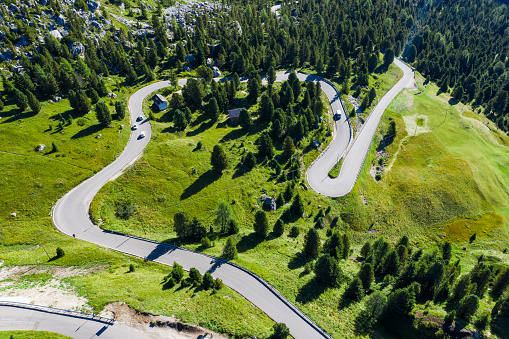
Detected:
left=272, top=323, right=290, bottom=339
left=115, top=101, right=126, bottom=120
left=442, top=242, right=452, bottom=264
left=211, top=144, right=228, bottom=173
left=360, top=95, right=369, bottom=111
left=290, top=193, right=304, bottom=218
left=238, top=109, right=252, bottom=129
left=26, top=91, right=41, bottom=114
left=304, top=228, right=321, bottom=258
left=382, top=250, right=400, bottom=276
left=282, top=136, right=295, bottom=159
left=259, top=93, right=274, bottom=123
left=457, top=294, right=479, bottom=322
left=452, top=275, right=472, bottom=300
left=344, top=277, right=365, bottom=302
left=364, top=291, right=387, bottom=320
left=342, top=233, right=351, bottom=260
left=243, top=151, right=256, bottom=168
left=383, top=287, right=415, bottom=319
left=95, top=101, right=111, bottom=126
left=253, top=210, right=269, bottom=238
left=284, top=184, right=294, bottom=202
left=258, top=133, right=274, bottom=158
left=360, top=242, right=371, bottom=258
left=323, top=231, right=343, bottom=259
left=492, top=268, right=509, bottom=296
left=202, top=272, right=214, bottom=290
left=214, top=200, right=232, bottom=233
left=383, top=48, right=394, bottom=67
left=222, top=237, right=237, bottom=260
left=206, top=97, right=220, bottom=121
left=368, top=87, right=377, bottom=104
left=89, top=88, right=100, bottom=104
left=189, top=268, right=202, bottom=284
left=358, top=263, right=375, bottom=291
left=174, top=109, right=188, bottom=131
left=182, top=78, right=203, bottom=108
left=174, top=211, right=191, bottom=238
left=13, top=88, right=28, bottom=111
left=314, top=254, right=343, bottom=287
left=273, top=219, right=284, bottom=237
left=171, top=262, right=184, bottom=283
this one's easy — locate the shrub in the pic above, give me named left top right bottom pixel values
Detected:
left=196, top=141, right=203, bottom=150
left=222, top=237, right=237, bottom=260
left=189, top=268, right=202, bottom=284
left=272, top=323, right=290, bottom=339
left=289, top=226, right=300, bottom=238
left=303, top=261, right=314, bottom=275
left=56, top=247, right=65, bottom=258
left=214, top=278, right=224, bottom=290
left=202, top=272, right=214, bottom=290
left=128, top=264, right=135, bottom=273
left=201, top=237, right=213, bottom=248
left=115, top=199, right=137, bottom=219
left=171, top=262, right=185, bottom=283
left=77, top=118, right=87, bottom=126
left=344, top=277, right=365, bottom=302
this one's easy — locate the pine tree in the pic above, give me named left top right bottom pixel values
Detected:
left=357, top=263, right=374, bottom=290
left=492, top=268, right=509, bottom=296
left=360, top=95, right=369, bottom=111
left=211, top=144, right=228, bottom=173
left=342, top=233, right=351, bottom=260
left=273, top=219, right=284, bottom=237
left=452, top=275, right=472, bottom=300
left=202, top=272, right=214, bottom=290
left=239, top=109, right=252, bottom=129
left=344, top=277, right=365, bottom=301
left=267, top=66, right=276, bottom=85
left=383, top=48, right=394, bottom=66
left=457, top=294, right=479, bottom=321
left=173, top=109, right=188, bottom=131
left=323, top=231, right=343, bottom=259
left=115, top=101, right=126, bottom=120
left=383, top=287, right=415, bottom=319
left=314, top=254, right=343, bottom=287
left=259, top=93, right=274, bottom=123
left=290, top=193, right=304, bottom=218
left=13, top=88, right=28, bottom=111
left=360, top=242, right=371, bottom=258
left=26, top=91, right=41, bottom=114
left=182, top=78, right=203, bottom=108
left=173, top=211, right=191, bottom=238
left=243, top=151, right=256, bottom=168
left=222, top=237, right=237, bottom=260
left=368, top=87, right=377, bottom=104
left=282, top=136, right=295, bottom=159
left=258, top=133, right=274, bottom=158
left=214, top=200, right=232, bottom=233
left=95, top=101, right=111, bottom=126
left=206, top=97, right=220, bottom=121
left=304, top=228, right=321, bottom=258
left=254, top=210, right=269, bottom=238
left=442, top=242, right=452, bottom=264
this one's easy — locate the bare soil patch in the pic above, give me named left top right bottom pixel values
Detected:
left=100, top=302, right=228, bottom=339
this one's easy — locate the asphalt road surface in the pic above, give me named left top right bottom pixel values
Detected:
left=51, top=61, right=410, bottom=338
left=307, top=58, right=414, bottom=196
left=0, top=305, right=148, bottom=339
left=52, top=76, right=338, bottom=339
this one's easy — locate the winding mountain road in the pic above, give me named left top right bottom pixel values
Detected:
left=306, top=58, right=414, bottom=196
left=30, top=25, right=414, bottom=337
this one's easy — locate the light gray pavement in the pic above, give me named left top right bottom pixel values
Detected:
left=0, top=304, right=148, bottom=339
left=52, top=77, right=336, bottom=339
left=306, top=58, right=414, bottom=196
left=51, top=59, right=410, bottom=338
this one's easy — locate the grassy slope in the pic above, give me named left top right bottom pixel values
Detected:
left=0, top=80, right=274, bottom=337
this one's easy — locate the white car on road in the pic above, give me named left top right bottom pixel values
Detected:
left=132, top=124, right=137, bottom=130
left=334, top=110, right=342, bottom=121
left=139, top=131, right=146, bottom=139
left=137, top=115, right=144, bottom=122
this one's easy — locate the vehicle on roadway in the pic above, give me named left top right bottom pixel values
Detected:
left=139, top=131, right=146, bottom=139
left=132, top=124, right=137, bottom=130
left=137, top=115, right=144, bottom=122
left=334, top=110, right=341, bottom=121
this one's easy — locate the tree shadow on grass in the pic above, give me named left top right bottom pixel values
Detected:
left=161, top=125, right=179, bottom=134
left=71, top=124, right=104, bottom=139
left=220, top=127, right=248, bottom=143
left=296, top=277, right=327, bottom=304
left=180, top=170, right=221, bottom=200
left=288, top=251, right=313, bottom=270
left=448, top=98, right=459, bottom=105
left=236, top=233, right=265, bottom=253
left=186, top=120, right=214, bottom=137
left=374, top=64, right=390, bottom=74
left=2, top=109, right=38, bottom=124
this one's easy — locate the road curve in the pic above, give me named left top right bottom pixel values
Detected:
left=53, top=77, right=338, bottom=339
left=306, top=58, right=414, bottom=197
left=0, top=303, right=148, bottom=339
left=52, top=61, right=409, bottom=338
